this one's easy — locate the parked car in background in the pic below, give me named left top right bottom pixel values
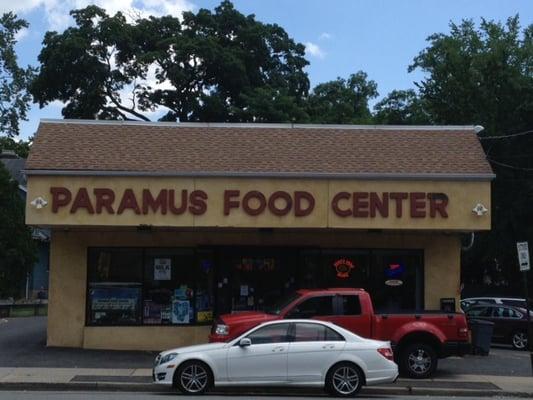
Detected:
left=154, top=319, right=398, bottom=397
left=209, top=288, right=470, bottom=379
left=461, top=297, right=527, bottom=311
left=464, top=304, right=532, bottom=350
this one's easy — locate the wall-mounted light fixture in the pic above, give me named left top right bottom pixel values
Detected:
left=472, top=203, right=488, bottom=216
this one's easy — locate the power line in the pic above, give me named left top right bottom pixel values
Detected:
left=479, top=130, right=533, bottom=140
left=487, top=158, right=533, bottom=172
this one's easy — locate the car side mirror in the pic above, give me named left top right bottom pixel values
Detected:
left=239, top=338, right=251, bottom=347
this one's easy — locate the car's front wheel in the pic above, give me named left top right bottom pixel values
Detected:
left=511, top=331, right=528, bottom=350
left=325, top=362, right=364, bottom=397
left=174, top=360, right=213, bottom=395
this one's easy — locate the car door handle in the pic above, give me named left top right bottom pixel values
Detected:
left=322, top=344, right=335, bottom=349
left=272, top=346, right=285, bottom=352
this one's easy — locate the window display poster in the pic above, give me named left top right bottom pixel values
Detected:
left=154, top=258, right=171, bottom=280
left=161, top=307, right=171, bottom=323
left=197, top=310, right=213, bottom=322
left=172, top=300, right=190, bottom=324
left=91, top=287, right=140, bottom=311
left=143, top=300, right=162, bottom=324
left=90, top=287, right=140, bottom=324
left=174, top=285, right=190, bottom=300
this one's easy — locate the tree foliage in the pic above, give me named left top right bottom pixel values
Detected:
left=0, top=136, right=31, bottom=158
left=31, top=1, right=310, bottom=123
left=306, top=72, right=377, bottom=124
left=0, top=13, right=35, bottom=136
left=373, top=89, right=431, bottom=125
left=409, top=16, right=533, bottom=294
left=0, top=162, right=36, bottom=298
left=410, top=16, right=533, bottom=134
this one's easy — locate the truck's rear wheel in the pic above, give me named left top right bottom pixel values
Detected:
left=400, top=343, right=437, bottom=379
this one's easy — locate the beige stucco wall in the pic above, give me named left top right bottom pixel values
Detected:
left=27, top=176, right=491, bottom=231
left=47, top=228, right=462, bottom=351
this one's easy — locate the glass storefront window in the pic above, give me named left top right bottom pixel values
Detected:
left=321, top=250, right=370, bottom=289
left=87, top=249, right=143, bottom=325
left=86, top=246, right=425, bottom=326
left=195, top=250, right=215, bottom=324
left=87, top=247, right=215, bottom=326
left=369, top=250, right=424, bottom=312
left=217, top=249, right=295, bottom=314
left=143, top=249, right=195, bottom=325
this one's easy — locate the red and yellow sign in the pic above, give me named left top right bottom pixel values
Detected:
left=26, top=176, right=491, bottom=230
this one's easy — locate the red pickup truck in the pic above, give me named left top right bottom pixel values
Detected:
left=209, top=288, right=470, bottom=378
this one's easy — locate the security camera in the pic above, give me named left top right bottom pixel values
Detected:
left=472, top=203, right=488, bottom=216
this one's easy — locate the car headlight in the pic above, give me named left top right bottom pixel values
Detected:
left=154, top=354, right=161, bottom=366
left=159, top=353, right=178, bottom=365
left=215, top=324, right=229, bottom=335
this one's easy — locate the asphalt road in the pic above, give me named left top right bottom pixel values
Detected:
left=0, top=317, right=531, bottom=376
left=0, top=393, right=520, bottom=400
left=0, top=317, right=156, bottom=368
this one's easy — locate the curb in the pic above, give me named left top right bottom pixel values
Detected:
left=0, top=382, right=532, bottom=397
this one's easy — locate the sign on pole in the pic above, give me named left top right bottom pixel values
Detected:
left=517, top=242, right=530, bottom=272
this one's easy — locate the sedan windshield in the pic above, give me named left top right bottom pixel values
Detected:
left=263, top=292, right=301, bottom=315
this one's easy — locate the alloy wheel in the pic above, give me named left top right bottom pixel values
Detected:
left=407, top=348, right=432, bottom=374
left=512, top=332, right=528, bottom=350
left=180, top=363, right=208, bottom=393
left=332, top=366, right=360, bottom=395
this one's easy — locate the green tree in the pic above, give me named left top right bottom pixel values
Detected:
left=0, top=162, right=36, bottom=298
left=373, top=89, right=431, bottom=125
left=0, top=13, right=34, bottom=137
left=31, top=1, right=310, bottom=123
left=306, top=71, right=378, bottom=124
left=409, top=16, right=533, bottom=294
left=0, top=136, right=31, bottom=158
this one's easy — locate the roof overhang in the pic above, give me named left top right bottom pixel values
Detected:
left=24, top=169, right=496, bottom=181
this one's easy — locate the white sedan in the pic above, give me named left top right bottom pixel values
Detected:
left=153, top=319, right=398, bottom=397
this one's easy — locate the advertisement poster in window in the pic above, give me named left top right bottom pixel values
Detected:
left=143, top=300, right=162, bottom=324
left=161, top=307, right=171, bottom=323
left=385, top=262, right=405, bottom=286
left=154, top=258, right=171, bottom=280
left=172, top=300, right=190, bottom=324
left=90, top=287, right=141, bottom=324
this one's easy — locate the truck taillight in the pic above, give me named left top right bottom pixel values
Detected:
left=458, top=327, right=468, bottom=338
left=377, top=347, right=394, bottom=361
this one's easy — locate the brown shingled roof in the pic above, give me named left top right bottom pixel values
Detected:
left=26, top=120, right=494, bottom=179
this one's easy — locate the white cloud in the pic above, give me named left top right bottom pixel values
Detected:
left=3, top=0, right=195, bottom=31
left=305, top=41, right=325, bottom=59
left=0, top=0, right=42, bottom=14
left=319, top=32, right=332, bottom=40
left=14, top=27, right=29, bottom=41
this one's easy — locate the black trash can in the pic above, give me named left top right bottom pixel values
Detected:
left=469, top=319, right=494, bottom=355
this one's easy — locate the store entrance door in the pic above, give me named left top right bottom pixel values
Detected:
left=215, top=247, right=299, bottom=315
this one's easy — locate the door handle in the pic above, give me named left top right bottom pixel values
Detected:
left=322, top=344, right=335, bottom=349
left=272, top=346, right=285, bottom=352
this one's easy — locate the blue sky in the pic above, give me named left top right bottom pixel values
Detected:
left=4, top=0, right=533, bottom=139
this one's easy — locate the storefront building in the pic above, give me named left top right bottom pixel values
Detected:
left=25, top=120, right=493, bottom=350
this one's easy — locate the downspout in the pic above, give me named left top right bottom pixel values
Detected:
left=461, top=232, right=475, bottom=251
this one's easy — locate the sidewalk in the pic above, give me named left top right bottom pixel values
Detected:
left=0, top=367, right=532, bottom=397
